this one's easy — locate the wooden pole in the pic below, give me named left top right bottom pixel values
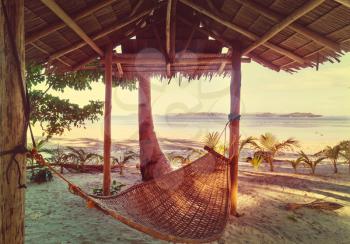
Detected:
left=0, top=0, right=25, bottom=243
left=229, top=46, right=242, bottom=215
left=103, top=45, right=113, bottom=196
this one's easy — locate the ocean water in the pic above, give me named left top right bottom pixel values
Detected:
left=52, top=115, right=350, bottom=153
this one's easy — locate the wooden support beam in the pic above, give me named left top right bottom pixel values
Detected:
left=179, top=17, right=279, bottom=71
left=166, top=0, right=177, bottom=76
left=0, top=0, right=25, bottom=242
left=229, top=47, right=242, bottom=216
left=242, top=0, right=325, bottom=56
left=101, top=53, right=251, bottom=65
left=41, top=0, right=104, bottom=56
left=71, top=22, right=153, bottom=71
left=49, top=6, right=157, bottom=61
left=179, top=0, right=305, bottom=64
left=178, top=27, right=195, bottom=57
left=235, top=0, right=340, bottom=52
left=26, top=0, right=116, bottom=44
left=103, top=45, right=113, bottom=196
left=129, top=0, right=144, bottom=17
left=334, top=0, right=350, bottom=8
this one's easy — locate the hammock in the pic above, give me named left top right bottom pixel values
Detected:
left=31, top=147, right=231, bottom=243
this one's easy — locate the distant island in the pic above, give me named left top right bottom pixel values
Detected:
left=159, top=112, right=323, bottom=119
left=254, top=112, right=322, bottom=118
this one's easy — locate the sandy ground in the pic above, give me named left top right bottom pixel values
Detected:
left=25, top=140, right=350, bottom=244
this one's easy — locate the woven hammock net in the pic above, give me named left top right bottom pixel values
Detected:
left=83, top=152, right=231, bottom=243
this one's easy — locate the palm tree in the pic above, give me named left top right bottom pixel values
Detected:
left=65, top=147, right=101, bottom=167
left=111, top=151, right=136, bottom=176
left=254, top=133, right=299, bottom=172
left=339, top=140, right=350, bottom=173
left=202, top=132, right=221, bottom=151
left=318, top=145, right=341, bottom=173
left=239, top=136, right=257, bottom=153
left=296, top=151, right=327, bottom=174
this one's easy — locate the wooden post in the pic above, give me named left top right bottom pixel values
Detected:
left=103, top=45, right=113, bottom=195
left=0, top=0, right=25, bottom=243
left=229, top=46, right=242, bottom=215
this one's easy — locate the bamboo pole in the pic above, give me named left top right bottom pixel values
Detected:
left=103, top=45, right=113, bottom=196
left=229, top=47, right=241, bottom=215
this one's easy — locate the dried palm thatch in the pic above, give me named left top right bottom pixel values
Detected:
left=24, top=0, right=350, bottom=79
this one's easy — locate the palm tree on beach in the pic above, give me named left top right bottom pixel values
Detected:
left=296, top=151, right=327, bottom=174
left=65, top=147, right=101, bottom=166
left=318, top=145, right=341, bottom=173
left=339, top=140, right=350, bottom=173
left=254, top=133, right=299, bottom=172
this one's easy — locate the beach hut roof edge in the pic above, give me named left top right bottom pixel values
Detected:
left=25, top=0, right=350, bottom=78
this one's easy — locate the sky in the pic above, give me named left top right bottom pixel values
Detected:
left=49, top=53, right=350, bottom=117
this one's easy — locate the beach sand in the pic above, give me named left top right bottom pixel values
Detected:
left=25, top=139, right=350, bottom=244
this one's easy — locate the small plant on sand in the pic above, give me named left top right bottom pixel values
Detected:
left=30, top=168, right=53, bottom=183
left=317, top=145, right=341, bottom=173
left=27, top=136, right=54, bottom=174
left=248, top=155, right=263, bottom=170
left=111, top=151, right=136, bottom=176
left=339, top=140, right=350, bottom=174
left=202, top=132, right=221, bottom=150
left=296, top=151, right=327, bottom=174
left=253, top=133, right=299, bottom=172
left=65, top=147, right=101, bottom=168
left=92, top=180, right=126, bottom=196
left=168, top=148, right=204, bottom=165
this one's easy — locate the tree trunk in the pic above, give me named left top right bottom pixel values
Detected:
left=228, top=47, right=241, bottom=215
left=333, top=160, right=338, bottom=174
left=0, top=1, right=25, bottom=243
left=311, top=165, right=315, bottom=175
left=138, top=76, right=170, bottom=181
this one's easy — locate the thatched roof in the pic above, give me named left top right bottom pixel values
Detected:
left=25, top=0, right=350, bottom=79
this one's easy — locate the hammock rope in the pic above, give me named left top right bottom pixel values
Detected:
left=30, top=145, right=232, bottom=243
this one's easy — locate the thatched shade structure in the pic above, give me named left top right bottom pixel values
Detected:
left=21, top=0, right=350, bottom=213
left=1, top=0, right=350, bottom=242
left=24, top=0, right=350, bottom=75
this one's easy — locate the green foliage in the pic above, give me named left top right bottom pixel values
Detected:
left=26, top=63, right=137, bottom=137
left=339, top=140, right=350, bottom=173
left=249, top=155, right=263, bottom=170
left=30, top=90, right=103, bottom=135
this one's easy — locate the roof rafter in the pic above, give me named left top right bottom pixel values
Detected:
left=26, top=0, right=116, bottom=44
left=234, top=0, right=340, bottom=52
left=41, top=0, right=104, bottom=56
left=178, top=16, right=279, bottom=71
left=179, top=0, right=305, bottom=64
left=243, top=0, right=325, bottom=56
left=71, top=20, right=155, bottom=71
left=334, top=0, right=350, bottom=8
left=49, top=6, right=158, bottom=62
